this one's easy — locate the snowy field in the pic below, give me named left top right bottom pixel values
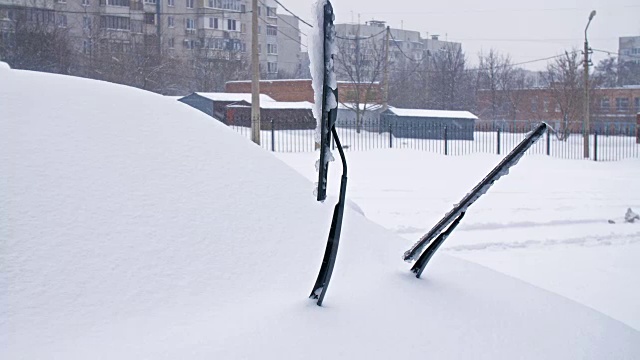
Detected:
left=2, top=65, right=640, bottom=359
left=275, top=150, right=640, bottom=330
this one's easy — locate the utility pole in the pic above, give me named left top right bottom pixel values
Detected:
left=251, top=0, right=261, bottom=145
left=583, top=10, right=596, bottom=159
left=382, top=26, right=390, bottom=111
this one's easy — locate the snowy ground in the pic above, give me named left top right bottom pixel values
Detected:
left=2, top=65, right=640, bottom=359
left=275, top=150, right=640, bottom=330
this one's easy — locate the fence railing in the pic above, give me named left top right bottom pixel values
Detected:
left=228, top=119, right=640, bottom=161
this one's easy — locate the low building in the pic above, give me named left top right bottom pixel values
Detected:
left=336, top=103, right=384, bottom=131
left=381, top=108, right=477, bottom=140
left=476, top=86, right=640, bottom=134
left=226, top=101, right=314, bottom=130
left=225, top=79, right=383, bottom=104
left=178, top=92, right=275, bottom=123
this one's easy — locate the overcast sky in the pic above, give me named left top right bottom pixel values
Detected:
left=284, top=0, right=640, bottom=71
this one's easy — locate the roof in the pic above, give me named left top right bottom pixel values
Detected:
left=228, top=101, right=313, bottom=110
left=338, top=103, right=384, bottom=111
left=226, top=79, right=312, bottom=84
left=190, top=92, right=276, bottom=103
left=386, top=108, right=478, bottom=120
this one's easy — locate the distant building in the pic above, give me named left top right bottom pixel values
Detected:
left=333, top=20, right=461, bottom=82
left=178, top=92, right=275, bottom=122
left=276, top=13, right=301, bottom=77
left=381, top=108, right=477, bottom=140
left=476, top=86, right=640, bottom=133
left=225, top=79, right=383, bottom=104
left=619, top=36, right=640, bottom=65
left=0, top=0, right=292, bottom=79
left=226, top=101, right=314, bottom=129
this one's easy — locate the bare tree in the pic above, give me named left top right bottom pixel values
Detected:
left=0, top=7, right=76, bottom=74
left=541, top=50, right=584, bottom=139
left=477, top=49, right=513, bottom=120
left=334, top=35, right=385, bottom=132
left=427, top=44, right=471, bottom=110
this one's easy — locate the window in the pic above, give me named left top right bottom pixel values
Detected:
left=530, top=99, right=538, bottom=113
left=266, top=7, right=276, bottom=17
left=267, top=43, right=277, bottom=54
left=186, top=0, right=194, bottom=9
left=267, top=62, right=278, bottom=73
left=82, top=0, right=90, bottom=6
left=227, top=19, right=237, bottom=31
left=543, top=100, right=549, bottom=112
left=616, top=98, right=629, bottom=112
left=100, top=0, right=130, bottom=6
left=144, top=0, right=156, bottom=3
left=167, top=16, right=174, bottom=27
left=100, top=16, right=130, bottom=30
left=209, top=17, right=219, bottom=29
left=185, top=39, right=198, bottom=49
left=205, top=0, right=243, bottom=11
left=167, top=0, right=174, bottom=5
left=258, top=43, right=261, bottom=54
left=144, top=13, right=155, bottom=24
left=185, top=18, right=195, bottom=29
left=168, top=37, right=174, bottom=48
left=131, top=20, right=143, bottom=33
left=258, top=25, right=261, bottom=34
left=83, top=16, right=92, bottom=29
left=266, top=25, right=277, bottom=36
left=635, top=97, right=640, bottom=111
left=83, top=40, right=91, bottom=54
left=241, top=23, right=246, bottom=33
left=600, top=97, right=610, bottom=110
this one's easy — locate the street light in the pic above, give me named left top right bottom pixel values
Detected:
left=583, top=10, right=596, bottom=159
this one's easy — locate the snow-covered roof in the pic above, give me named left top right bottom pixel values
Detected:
left=387, top=108, right=478, bottom=120
left=192, top=92, right=275, bottom=103
left=226, top=79, right=312, bottom=84
left=228, top=101, right=313, bottom=110
left=338, top=102, right=384, bottom=111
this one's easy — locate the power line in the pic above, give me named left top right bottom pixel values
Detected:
left=335, top=27, right=387, bottom=41
left=593, top=49, right=640, bottom=59
left=272, top=0, right=313, bottom=28
left=258, top=0, right=306, bottom=36
left=258, top=15, right=306, bottom=48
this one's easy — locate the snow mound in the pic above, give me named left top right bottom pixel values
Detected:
left=1, top=70, right=640, bottom=359
left=0, top=61, right=10, bottom=70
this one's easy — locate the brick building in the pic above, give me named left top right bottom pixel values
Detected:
left=477, top=86, right=640, bottom=131
left=225, top=79, right=383, bottom=104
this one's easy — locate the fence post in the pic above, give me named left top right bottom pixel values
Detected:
left=271, top=118, right=275, bottom=152
left=444, top=126, right=448, bottom=155
left=389, top=122, right=393, bottom=148
left=496, top=128, right=501, bottom=155
left=593, top=131, right=598, bottom=162
left=546, top=128, right=551, bottom=156
left=636, top=113, right=640, bottom=144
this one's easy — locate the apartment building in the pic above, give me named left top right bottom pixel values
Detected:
left=276, top=13, right=300, bottom=77
left=0, top=0, right=294, bottom=78
left=333, top=20, right=461, bottom=81
left=619, top=36, right=640, bottom=65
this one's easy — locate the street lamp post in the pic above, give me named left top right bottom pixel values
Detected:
left=583, top=10, right=596, bottom=159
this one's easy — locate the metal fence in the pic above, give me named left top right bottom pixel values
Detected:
left=229, top=119, right=640, bottom=161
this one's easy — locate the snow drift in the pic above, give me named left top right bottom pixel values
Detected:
left=1, top=67, right=639, bottom=359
